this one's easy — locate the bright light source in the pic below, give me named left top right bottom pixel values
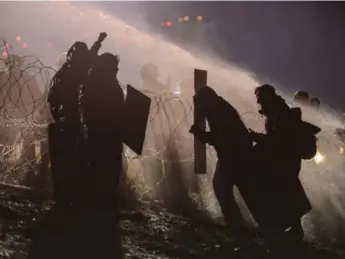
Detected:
left=339, top=146, right=344, bottom=155
left=22, top=43, right=28, bottom=49
left=166, top=21, right=173, bottom=27
left=314, top=151, right=325, bottom=164
left=183, top=16, right=190, bottom=22
left=15, top=36, right=21, bottom=42
left=173, top=85, right=181, bottom=95
left=1, top=51, right=7, bottom=58
left=197, top=15, right=203, bottom=21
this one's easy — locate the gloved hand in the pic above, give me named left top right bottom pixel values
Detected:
left=98, top=32, right=108, bottom=42
left=189, top=124, right=199, bottom=135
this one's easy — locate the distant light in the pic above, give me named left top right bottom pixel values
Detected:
left=1, top=51, right=7, bottom=58
left=166, top=21, right=173, bottom=27
left=178, top=17, right=183, bottom=23
left=197, top=15, right=203, bottom=21
left=339, top=146, right=344, bottom=155
left=22, top=43, right=28, bottom=49
left=314, top=151, right=325, bottom=164
left=15, top=36, right=21, bottom=42
left=183, top=16, right=190, bottom=22
left=173, top=85, right=181, bottom=95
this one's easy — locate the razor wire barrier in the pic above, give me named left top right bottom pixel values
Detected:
left=0, top=38, right=340, bottom=203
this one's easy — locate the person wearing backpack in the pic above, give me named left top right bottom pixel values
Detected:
left=249, top=84, right=320, bottom=248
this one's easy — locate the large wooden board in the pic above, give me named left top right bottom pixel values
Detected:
left=123, top=85, right=151, bottom=155
left=194, top=69, right=207, bottom=175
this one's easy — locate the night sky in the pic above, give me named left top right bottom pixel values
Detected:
left=98, top=1, right=345, bottom=111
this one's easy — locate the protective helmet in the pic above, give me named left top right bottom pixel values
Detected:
left=310, top=97, right=321, bottom=109
left=294, top=90, right=310, bottom=105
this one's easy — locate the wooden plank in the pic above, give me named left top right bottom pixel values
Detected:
left=194, top=69, right=207, bottom=175
left=123, top=85, right=151, bottom=155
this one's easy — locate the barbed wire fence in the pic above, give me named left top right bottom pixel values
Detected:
left=4, top=38, right=319, bottom=207
left=0, top=38, right=220, bottom=205
left=2, top=38, right=345, bottom=242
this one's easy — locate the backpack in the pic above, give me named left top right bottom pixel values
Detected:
left=291, top=108, right=321, bottom=160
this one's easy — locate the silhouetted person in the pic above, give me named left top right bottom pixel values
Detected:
left=250, top=84, right=319, bottom=246
left=80, top=52, right=124, bottom=258
left=189, top=86, right=252, bottom=243
left=141, top=63, right=170, bottom=94
left=29, top=46, right=123, bottom=259
left=81, top=52, right=124, bottom=203
left=47, top=33, right=107, bottom=208
left=310, top=97, right=321, bottom=110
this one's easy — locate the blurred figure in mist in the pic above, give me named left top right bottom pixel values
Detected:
left=140, top=62, right=171, bottom=94
left=140, top=63, right=170, bottom=156
left=310, top=96, right=321, bottom=110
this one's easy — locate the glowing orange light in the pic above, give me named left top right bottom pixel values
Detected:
left=2, top=51, right=7, bottom=58
left=166, top=21, right=173, bottom=27
left=15, top=36, right=21, bottom=42
left=197, top=15, right=203, bottom=21
left=340, top=146, right=344, bottom=155
left=183, top=16, right=190, bottom=22
left=22, top=43, right=28, bottom=49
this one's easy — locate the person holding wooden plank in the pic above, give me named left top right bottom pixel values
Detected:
left=190, top=85, right=252, bottom=245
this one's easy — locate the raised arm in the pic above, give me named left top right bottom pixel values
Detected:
left=89, top=32, right=108, bottom=57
